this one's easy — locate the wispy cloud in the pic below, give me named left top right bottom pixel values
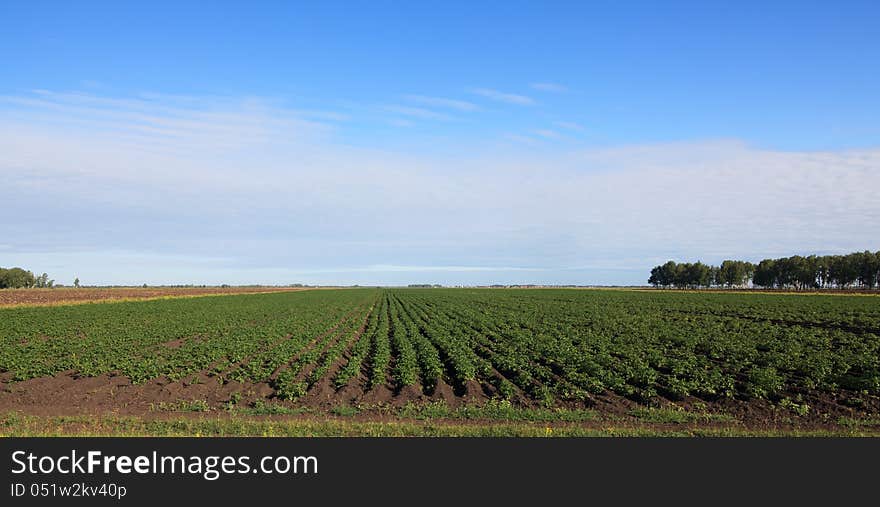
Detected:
left=531, top=82, right=567, bottom=92
left=295, top=110, right=351, bottom=122
left=381, top=105, right=452, bottom=120
left=0, top=90, right=332, bottom=157
left=554, top=121, right=586, bottom=132
left=2, top=90, right=878, bottom=285
left=387, top=118, right=415, bottom=128
left=404, top=95, right=479, bottom=112
left=503, top=133, right=541, bottom=145
left=533, top=129, right=560, bottom=139
left=470, top=88, right=535, bottom=105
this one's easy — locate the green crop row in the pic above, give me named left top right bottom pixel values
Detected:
left=390, top=288, right=880, bottom=404
left=2, top=288, right=878, bottom=409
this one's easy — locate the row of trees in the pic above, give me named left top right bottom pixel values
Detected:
left=648, top=260, right=753, bottom=289
left=649, top=251, right=880, bottom=289
left=0, top=267, right=76, bottom=289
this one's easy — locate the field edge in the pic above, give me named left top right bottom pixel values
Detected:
left=3, top=411, right=880, bottom=437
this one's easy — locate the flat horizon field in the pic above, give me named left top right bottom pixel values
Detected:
left=1, top=288, right=878, bottom=436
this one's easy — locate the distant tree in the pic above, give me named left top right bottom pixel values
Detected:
left=648, top=265, right=664, bottom=287
left=34, top=272, right=55, bottom=288
left=856, top=250, right=880, bottom=289
left=649, top=261, right=679, bottom=287
left=689, top=262, right=713, bottom=288
left=816, top=256, right=831, bottom=288
left=741, top=261, right=755, bottom=287
left=796, top=256, right=819, bottom=289
left=776, top=256, right=797, bottom=288
left=875, top=251, right=880, bottom=288
left=0, top=267, right=37, bottom=288
left=718, top=260, right=736, bottom=287
left=708, top=265, right=720, bottom=287
left=829, top=255, right=857, bottom=288
left=717, top=260, right=754, bottom=288
left=659, top=261, right=678, bottom=287
left=752, top=259, right=777, bottom=288
left=74, top=277, right=81, bottom=288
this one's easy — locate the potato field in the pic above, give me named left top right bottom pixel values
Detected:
left=1, top=288, right=879, bottom=435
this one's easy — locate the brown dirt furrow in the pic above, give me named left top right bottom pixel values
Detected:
left=335, top=370, right=371, bottom=405
left=2, top=367, right=878, bottom=432
left=428, top=379, right=461, bottom=407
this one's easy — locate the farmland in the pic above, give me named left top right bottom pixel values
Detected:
left=1, top=288, right=879, bottom=436
left=0, top=286, right=307, bottom=308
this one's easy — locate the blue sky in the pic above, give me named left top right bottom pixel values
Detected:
left=2, top=1, right=879, bottom=285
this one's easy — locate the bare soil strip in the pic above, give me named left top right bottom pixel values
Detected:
left=3, top=369, right=878, bottom=433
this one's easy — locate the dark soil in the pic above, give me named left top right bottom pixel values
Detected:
left=2, top=370, right=877, bottom=432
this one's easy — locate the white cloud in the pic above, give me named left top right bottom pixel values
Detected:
left=503, top=133, right=541, bottom=145
left=2, top=90, right=879, bottom=285
left=387, top=118, right=415, bottom=127
left=381, top=104, right=452, bottom=120
left=0, top=90, right=331, bottom=159
left=469, top=88, right=535, bottom=105
left=554, top=121, right=586, bottom=132
left=531, top=82, right=567, bottom=92
left=404, top=95, right=479, bottom=111
left=533, top=129, right=560, bottom=139
left=294, top=110, right=351, bottom=122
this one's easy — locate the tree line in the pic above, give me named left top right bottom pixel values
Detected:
left=649, top=251, right=880, bottom=289
left=0, top=267, right=78, bottom=289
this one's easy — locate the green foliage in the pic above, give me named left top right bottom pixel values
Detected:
left=368, top=296, right=392, bottom=388
left=398, top=400, right=597, bottom=422
left=837, top=416, right=880, bottom=428
left=14, top=413, right=880, bottom=437
left=649, top=250, right=880, bottom=289
left=0, top=289, right=378, bottom=387
left=0, top=268, right=55, bottom=288
left=388, top=296, right=418, bottom=388
left=330, top=405, right=360, bottom=417
left=1, top=287, right=878, bottom=411
left=333, top=300, right=380, bottom=388
left=629, top=406, right=737, bottom=424
left=747, top=366, right=784, bottom=399
left=778, top=397, right=810, bottom=416
left=0, top=267, right=37, bottom=289
left=385, top=288, right=880, bottom=404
